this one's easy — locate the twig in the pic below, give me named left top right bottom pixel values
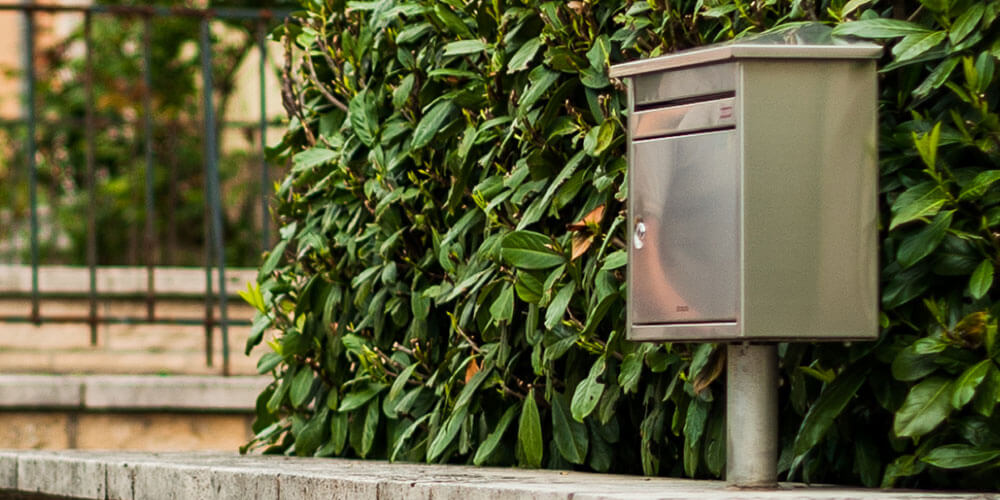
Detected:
left=304, top=51, right=349, bottom=112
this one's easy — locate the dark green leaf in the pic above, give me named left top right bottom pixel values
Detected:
left=832, top=19, right=932, bottom=38
left=501, top=231, right=565, bottom=269
left=792, top=368, right=867, bottom=458
left=412, top=101, right=455, bottom=148
left=473, top=404, right=518, bottom=465
left=518, top=391, right=543, bottom=467
left=339, top=382, right=388, bottom=412
left=969, top=260, right=994, bottom=300
left=897, top=210, right=953, bottom=268
left=952, top=359, right=992, bottom=409
left=544, top=283, right=575, bottom=330
left=890, top=182, right=948, bottom=230
left=922, top=444, right=1000, bottom=469
left=894, top=377, right=955, bottom=439
left=290, top=367, right=315, bottom=408
left=552, top=392, right=588, bottom=464
left=571, top=357, right=606, bottom=422
left=508, top=37, right=542, bottom=73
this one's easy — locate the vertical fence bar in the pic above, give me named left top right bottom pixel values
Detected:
left=22, top=7, right=40, bottom=324
left=200, top=17, right=215, bottom=369
left=257, top=18, right=269, bottom=252
left=83, top=12, right=99, bottom=345
left=142, top=14, right=157, bottom=322
left=200, top=14, right=231, bottom=376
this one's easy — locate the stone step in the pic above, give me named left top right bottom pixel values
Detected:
left=0, top=450, right=990, bottom=500
left=0, top=375, right=267, bottom=452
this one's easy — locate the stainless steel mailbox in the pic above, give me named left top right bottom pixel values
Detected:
left=611, top=26, right=882, bottom=342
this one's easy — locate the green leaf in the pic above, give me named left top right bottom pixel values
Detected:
left=292, top=147, right=336, bottom=172
left=583, top=120, right=615, bottom=157
left=432, top=3, right=472, bottom=38
left=892, top=342, right=940, bottom=381
left=571, top=357, right=606, bottom=422
left=412, top=101, right=455, bottom=149
left=360, top=397, right=380, bottom=458
left=289, top=367, right=315, bottom=408
left=602, top=250, right=626, bottom=270
left=330, top=411, right=348, bottom=455
left=894, top=377, right=955, bottom=439
left=508, top=37, right=542, bottom=73
left=519, top=67, right=560, bottom=110
left=390, top=413, right=431, bottom=461
left=913, top=123, right=942, bottom=171
left=683, top=397, right=710, bottom=477
left=950, top=3, right=985, bottom=44
left=922, top=444, right=1000, bottom=469
left=384, top=363, right=420, bottom=418
left=892, top=31, right=945, bottom=62
left=840, top=0, right=873, bottom=17
left=339, top=382, right=388, bottom=412
left=518, top=390, right=543, bottom=467
left=890, top=181, right=948, bottom=230
left=832, top=19, right=932, bottom=38
left=544, top=283, right=575, bottom=330
left=473, top=404, right=518, bottom=465
left=501, top=231, right=565, bottom=269
left=489, top=283, right=515, bottom=324
left=958, top=170, right=1000, bottom=201
left=896, top=210, right=953, bottom=268
left=551, top=392, right=588, bottom=464
left=443, top=39, right=488, bottom=56
left=972, top=365, right=1000, bottom=416
left=427, top=404, right=469, bottom=461
left=952, top=359, right=992, bottom=409
left=349, top=90, right=378, bottom=147
left=969, top=260, right=995, bottom=300
left=792, top=368, right=868, bottom=458
left=881, top=455, right=925, bottom=488
left=256, top=351, right=282, bottom=374
left=619, top=351, right=643, bottom=394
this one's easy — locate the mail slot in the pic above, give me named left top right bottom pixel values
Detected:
left=611, top=26, right=882, bottom=342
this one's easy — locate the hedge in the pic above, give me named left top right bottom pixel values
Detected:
left=241, top=0, right=1000, bottom=489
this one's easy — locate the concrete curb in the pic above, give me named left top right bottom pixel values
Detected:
left=0, top=375, right=268, bottom=412
left=0, top=450, right=995, bottom=500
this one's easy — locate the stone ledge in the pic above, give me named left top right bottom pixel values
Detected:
left=0, top=450, right=995, bottom=500
left=0, top=375, right=268, bottom=412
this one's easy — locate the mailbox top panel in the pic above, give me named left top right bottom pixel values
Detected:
left=609, top=24, right=881, bottom=78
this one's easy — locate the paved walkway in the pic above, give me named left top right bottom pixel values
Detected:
left=0, top=450, right=995, bottom=499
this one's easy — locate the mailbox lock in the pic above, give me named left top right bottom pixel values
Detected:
left=633, top=219, right=647, bottom=249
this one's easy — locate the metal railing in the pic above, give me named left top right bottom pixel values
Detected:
left=0, top=3, right=291, bottom=375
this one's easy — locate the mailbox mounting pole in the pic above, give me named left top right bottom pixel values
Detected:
left=726, top=343, right=778, bottom=487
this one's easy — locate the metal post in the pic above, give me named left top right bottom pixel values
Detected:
left=726, top=343, right=778, bottom=488
left=22, top=6, right=39, bottom=324
left=141, top=14, right=157, bottom=322
left=257, top=18, right=269, bottom=252
left=200, top=15, right=231, bottom=376
left=83, top=12, right=98, bottom=345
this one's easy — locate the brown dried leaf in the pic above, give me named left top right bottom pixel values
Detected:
left=567, top=204, right=605, bottom=232
left=465, top=357, right=480, bottom=383
left=692, top=347, right=726, bottom=395
left=571, top=234, right=594, bottom=261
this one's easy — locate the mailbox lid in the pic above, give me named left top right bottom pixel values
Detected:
left=610, top=24, right=881, bottom=78
left=629, top=130, right=740, bottom=326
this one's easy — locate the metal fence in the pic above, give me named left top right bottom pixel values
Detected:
left=0, top=3, right=291, bottom=375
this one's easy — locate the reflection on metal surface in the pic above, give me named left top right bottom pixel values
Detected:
left=630, top=97, right=736, bottom=139
left=633, top=62, right=735, bottom=106
left=630, top=131, right=739, bottom=325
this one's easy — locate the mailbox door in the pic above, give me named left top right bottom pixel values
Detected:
left=630, top=130, right=739, bottom=325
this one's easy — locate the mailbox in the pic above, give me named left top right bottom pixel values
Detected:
left=611, top=26, right=881, bottom=342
